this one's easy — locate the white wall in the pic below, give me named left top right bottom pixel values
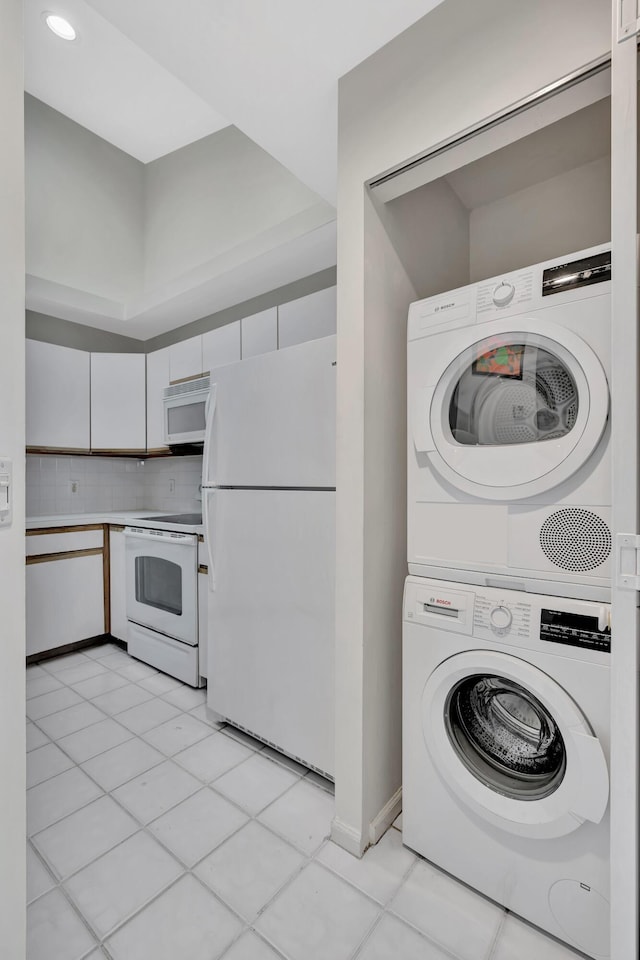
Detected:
left=24, top=100, right=336, bottom=335
left=470, top=155, right=611, bottom=281
left=25, top=95, right=144, bottom=303
left=335, top=0, right=611, bottom=853
left=144, top=125, right=334, bottom=291
left=384, top=177, right=470, bottom=299
left=0, top=0, right=25, bottom=954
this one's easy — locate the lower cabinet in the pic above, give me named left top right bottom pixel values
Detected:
left=109, top=527, right=128, bottom=642
left=26, top=553, right=105, bottom=657
left=26, top=525, right=106, bottom=658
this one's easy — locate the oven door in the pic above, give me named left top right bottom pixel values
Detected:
left=124, top=528, right=198, bottom=645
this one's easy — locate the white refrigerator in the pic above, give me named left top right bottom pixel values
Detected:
left=202, top=335, right=336, bottom=777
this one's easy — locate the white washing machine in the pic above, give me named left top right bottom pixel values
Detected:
left=407, top=243, right=611, bottom=600
left=403, top=576, right=611, bottom=958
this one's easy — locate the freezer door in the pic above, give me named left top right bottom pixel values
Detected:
left=204, top=335, right=336, bottom=487
left=207, top=489, right=335, bottom=776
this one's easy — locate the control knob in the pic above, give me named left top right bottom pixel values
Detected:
left=492, top=281, right=515, bottom=307
left=490, top=605, right=512, bottom=634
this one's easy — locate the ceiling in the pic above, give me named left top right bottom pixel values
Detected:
left=24, top=0, right=445, bottom=337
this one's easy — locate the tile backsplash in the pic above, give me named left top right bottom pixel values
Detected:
left=26, top=454, right=203, bottom=518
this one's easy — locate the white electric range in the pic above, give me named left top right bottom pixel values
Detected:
left=125, top=513, right=204, bottom=687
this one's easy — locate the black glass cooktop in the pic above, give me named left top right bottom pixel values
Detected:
left=137, top=513, right=202, bottom=525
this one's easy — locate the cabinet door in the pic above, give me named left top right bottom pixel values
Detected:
left=91, top=353, right=146, bottom=451
left=202, top=322, right=241, bottom=373
left=169, top=336, right=203, bottom=383
left=26, top=340, right=90, bottom=450
left=241, top=307, right=277, bottom=359
left=109, top=528, right=128, bottom=642
left=26, top=554, right=105, bottom=656
left=278, top=287, right=337, bottom=349
left=146, top=347, right=171, bottom=452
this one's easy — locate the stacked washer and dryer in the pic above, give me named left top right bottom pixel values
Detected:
left=402, top=244, right=613, bottom=959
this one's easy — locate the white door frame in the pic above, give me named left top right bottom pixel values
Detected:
left=611, top=4, right=640, bottom=958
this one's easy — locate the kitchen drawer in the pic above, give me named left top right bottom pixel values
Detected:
left=26, top=526, right=104, bottom=557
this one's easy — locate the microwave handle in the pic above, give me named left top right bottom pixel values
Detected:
left=202, top=383, right=217, bottom=488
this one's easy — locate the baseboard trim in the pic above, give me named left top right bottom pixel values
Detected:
left=330, top=817, right=368, bottom=858
left=26, top=633, right=125, bottom=665
left=369, top=787, right=402, bottom=845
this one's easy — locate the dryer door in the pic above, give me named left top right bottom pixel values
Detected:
left=422, top=649, right=609, bottom=839
left=414, top=319, right=608, bottom=500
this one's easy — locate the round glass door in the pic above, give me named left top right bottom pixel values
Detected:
left=421, top=650, right=610, bottom=838
left=421, top=320, right=609, bottom=500
left=449, top=342, right=579, bottom=446
left=445, top=674, right=566, bottom=800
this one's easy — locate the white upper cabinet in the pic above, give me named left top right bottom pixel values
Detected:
left=26, top=340, right=91, bottom=450
left=202, top=321, right=241, bottom=373
left=241, top=307, right=277, bottom=359
left=169, top=336, right=203, bottom=382
left=146, top=347, right=171, bottom=452
left=278, top=287, right=337, bottom=349
left=91, top=353, right=146, bottom=451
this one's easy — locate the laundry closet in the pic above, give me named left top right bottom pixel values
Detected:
left=333, top=2, right=639, bottom=958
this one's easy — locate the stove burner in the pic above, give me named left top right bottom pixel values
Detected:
left=136, top=514, right=202, bottom=525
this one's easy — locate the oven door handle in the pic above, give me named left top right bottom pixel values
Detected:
left=123, top=528, right=196, bottom=545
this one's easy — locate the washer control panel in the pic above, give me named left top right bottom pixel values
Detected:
left=540, top=608, right=611, bottom=653
left=404, top=577, right=612, bottom=659
left=473, top=594, right=531, bottom=640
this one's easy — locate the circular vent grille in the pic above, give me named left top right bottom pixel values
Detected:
left=540, top=509, right=611, bottom=572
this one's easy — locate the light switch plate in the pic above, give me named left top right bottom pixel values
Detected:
left=0, top=458, right=12, bottom=527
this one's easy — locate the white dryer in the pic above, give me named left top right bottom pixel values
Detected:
left=402, top=576, right=611, bottom=958
left=408, top=244, right=611, bottom=600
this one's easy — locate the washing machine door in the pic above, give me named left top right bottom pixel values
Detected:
left=412, top=319, right=608, bottom=500
left=422, top=650, right=609, bottom=839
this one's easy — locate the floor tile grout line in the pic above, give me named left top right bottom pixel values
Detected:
left=56, top=758, right=331, bottom=945
left=313, top=832, right=419, bottom=914
left=29, top=711, right=260, bottom=843
left=36, top=647, right=331, bottom=790
left=26, top=647, right=350, bottom=957
left=28, top=657, right=333, bottom=863
left=30, top=713, right=302, bottom=884
left=28, top=654, right=584, bottom=960
left=486, top=908, right=509, bottom=960
left=27, top=652, right=326, bottom=844
left=384, top=856, right=507, bottom=960
left=27, top=683, right=218, bottom=781
left=25, top=837, right=58, bottom=907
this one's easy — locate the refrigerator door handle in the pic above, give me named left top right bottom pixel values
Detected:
left=202, top=383, right=217, bottom=487
left=202, top=488, right=216, bottom=591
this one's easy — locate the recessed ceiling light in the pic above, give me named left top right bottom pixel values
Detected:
left=44, top=13, right=77, bottom=41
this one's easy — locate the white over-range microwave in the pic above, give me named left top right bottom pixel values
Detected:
left=163, top=374, right=210, bottom=446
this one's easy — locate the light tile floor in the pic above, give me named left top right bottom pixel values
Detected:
left=26, top=644, right=584, bottom=960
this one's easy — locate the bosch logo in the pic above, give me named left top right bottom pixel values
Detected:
left=431, top=597, right=452, bottom=606
left=434, top=302, right=455, bottom=313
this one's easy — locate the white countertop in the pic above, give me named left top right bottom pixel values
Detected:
left=26, top=511, right=205, bottom=536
